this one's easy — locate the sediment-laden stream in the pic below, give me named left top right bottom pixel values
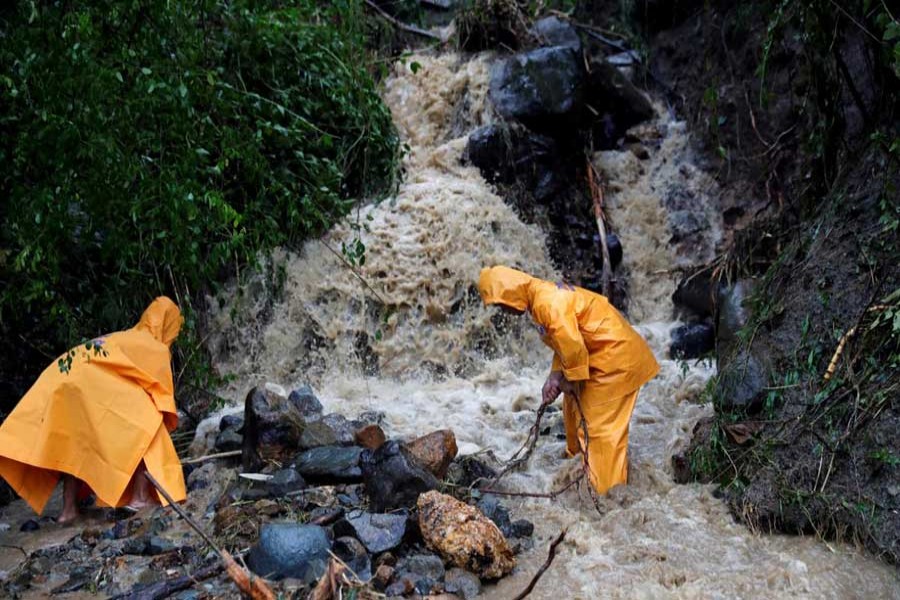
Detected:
left=209, top=52, right=900, bottom=598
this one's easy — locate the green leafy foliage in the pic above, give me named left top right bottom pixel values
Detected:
left=0, top=1, right=399, bottom=401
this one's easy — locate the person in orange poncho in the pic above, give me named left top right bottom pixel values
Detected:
left=479, top=266, right=659, bottom=494
left=0, top=297, right=187, bottom=523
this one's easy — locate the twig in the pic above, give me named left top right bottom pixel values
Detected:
left=110, top=562, right=224, bottom=600
left=363, top=0, right=442, bottom=40
left=511, top=529, right=568, bottom=600
left=182, top=450, right=242, bottom=465
left=482, top=475, right=583, bottom=500
left=320, top=239, right=389, bottom=305
left=488, top=404, right=548, bottom=487
left=586, top=159, right=613, bottom=298
left=144, top=472, right=276, bottom=600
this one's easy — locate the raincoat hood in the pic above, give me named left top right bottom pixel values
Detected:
left=135, top=297, right=183, bottom=346
left=478, top=266, right=534, bottom=312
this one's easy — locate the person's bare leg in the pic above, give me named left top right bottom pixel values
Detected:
left=58, top=475, right=80, bottom=524
left=127, top=463, right=155, bottom=509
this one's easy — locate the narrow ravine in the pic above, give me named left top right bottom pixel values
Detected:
left=208, top=51, right=900, bottom=598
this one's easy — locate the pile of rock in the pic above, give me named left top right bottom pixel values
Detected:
left=214, top=384, right=532, bottom=597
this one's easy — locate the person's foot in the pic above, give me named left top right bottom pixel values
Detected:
left=57, top=508, right=80, bottom=524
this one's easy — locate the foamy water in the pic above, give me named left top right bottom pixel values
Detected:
left=208, top=53, right=900, bottom=598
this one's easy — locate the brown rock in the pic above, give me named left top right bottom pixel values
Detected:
left=405, top=430, right=458, bottom=479
left=355, top=424, right=387, bottom=450
left=417, top=491, right=515, bottom=579
left=373, top=564, right=394, bottom=591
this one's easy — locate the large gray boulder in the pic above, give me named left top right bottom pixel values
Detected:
left=241, top=386, right=305, bottom=471
left=293, top=445, right=364, bottom=483
left=489, top=46, right=585, bottom=129
left=246, top=523, right=330, bottom=582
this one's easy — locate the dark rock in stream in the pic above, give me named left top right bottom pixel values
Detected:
left=476, top=495, right=512, bottom=535
left=214, top=427, right=243, bottom=452
left=219, top=414, right=244, bottom=432
left=669, top=322, right=715, bottom=359
left=298, top=413, right=356, bottom=448
left=673, top=267, right=717, bottom=317
left=360, top=441, right=439, bottom=512
left=404, top=429, right=458, bottom=479
left=489, top=46, right=586, bottom=130
left=266, top=468, right=306, bottom=497
left=288, top=384, right=324, bottom=419
left=246, top=523, right=330, bottom=582
left=585, top=60, right=655, bottom=145
left=531, top=16, right=581, bottom=51
left=242, top=386, right=305, bottom=471
left=334, top=510, right=408, bottom=554
left=293, top=446, right=364, bottom=482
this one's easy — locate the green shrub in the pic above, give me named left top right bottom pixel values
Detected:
left=0, top=0, right=399, bottom=406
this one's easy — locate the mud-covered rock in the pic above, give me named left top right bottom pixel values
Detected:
left=444, top=568, right=482, bottom=599
left=489, top=46, right=585, bottom=130
left=354, top=424, right=387, bottom=449
left=361, top=441, right=439, bottom=512
left=531, top=16, right=581, bottom=51
left=266, top=468, right=306, bottom=497
left=405, top=430, right=458, bottom=479
left=246, top=523, right=330, bottom=582
left=242, top=386, right=305, bottom=471
left=334, top=510, right=407, bottom=554
left=669, top=321, right=715, bottom=359
left=293, top=446, right=364, bottom=483
left=417, top=491, right=515, bottom=579
left=715, top=348, right=770, bottom=412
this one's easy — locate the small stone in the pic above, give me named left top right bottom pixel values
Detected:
left=354, top=424, right=387, bottom=450
left=476, top=495, right=512, bottom=536
left=293, top=446, right=364, bottom=483
left=510, top=519, right=534, bottom=538
left=298, top=414, right=355, bottom=449
left=373, top=564, right=394, bottom=591
left=20, top=519, right=39, bottom=532
left=288, top=384, right=324, bottom=419
left=444, top=568, right=482, bottom=599
left=335, top=511, right=407, bottom=554
left=888, top=485, right=899, bottom=496
left=214, top=428, right=243, bottom=452
left=398, top=553, right=445, bottom=582
left=333, top=536, right=371, bottom=582
left=266, top=468, right=306, bottom=497
left=219, top=414, right=244, bottom=432
left=404, top=430, right=458, bottom=479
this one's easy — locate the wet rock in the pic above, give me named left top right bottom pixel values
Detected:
left=531, top=16, right=581, bottom=51
left=355, top=424, right=387, bottom=449
left=219, top=414, right=244, bottom=432
left=51, top=568, right=91, bottom=594
left=417, top=491, right=516, bottom=579
left=448, top=455, right=498, bottom=489
left=715, top=348, right=770, bottom=412
left=288, top=384, right=324, bottom=419
left=717, top=279, right=758, bottom=360
left=214, top=428, right=243, bottom=452
left=669, top=322, right=715, bottom=359
left=333, top=536, right=372, bottom=582
left=293, top=446, right=364, bottom=483
left=444, top=568, right=482, bottom=599
left=266, top=468, right=306, bottom=497
left=405, top=430, right=458, bottom=479
left=298, top=413, right=356, bottom=449
left=123, top=535, right=175, bottom=555
left=242, top=386, right=305, bottom=471
left=20, top=518, right=39, bottom=532
left=335, top=511, right=407, bottom=554
left=668, top=210, right=709, bottom=244
left=476, top=495, right=512, bottom=536
left=246, top=523, right=330, bottom=582
left=673, top=267, right=717, bottom=317
left=398, top=553, right=446, bottom=583
left=510, top=519, right=534, bottom=538
left=465, top=123, right=561, bottom=199
left=361, top=441, right=439, bottom=512
left=585, top=61, right=655, bottom=146
left=385, top=577, right=416, bottom=597
left=489, top=46, right=585, bottom=130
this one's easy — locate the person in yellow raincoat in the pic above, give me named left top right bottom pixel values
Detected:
left=0, top=297, right=187, bottom=523
left=479, top=266, right=659, bottom=494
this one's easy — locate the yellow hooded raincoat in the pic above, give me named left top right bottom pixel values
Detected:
left=479, top=266, right=659, bottom=494
left=0, top=297, right=187, bottom=514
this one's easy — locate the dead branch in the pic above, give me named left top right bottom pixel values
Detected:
left=364, top=0, right=442, bottom=41
left=482, top=475, right=583, bottom=500
left=487, top=403, right=549, bottom=487
left=823, top=304, right=888, bottom=381
left=144, top=472, right=276, bottom=600
left=182, top=450, right=242, bottom=465
left=511, top=529, right=568, bottom=600
left=587, top=159, right=613, bottom=298
left=110, top=562, right=224, bottom=600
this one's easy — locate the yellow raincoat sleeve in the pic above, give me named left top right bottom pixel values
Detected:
left=533, top=299, right=590, bottom=381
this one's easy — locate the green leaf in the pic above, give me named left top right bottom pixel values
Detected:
left=410, top=61, right=421, bottom=74
left=141, top=67, right=152, bottom=75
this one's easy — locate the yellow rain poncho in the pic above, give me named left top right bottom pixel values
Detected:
left=0, top=297, right=187, bottom=514
left=479, top=266, right=659, bottom=493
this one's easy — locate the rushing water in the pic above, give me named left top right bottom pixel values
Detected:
left=208, top=53, right=900, bottom=598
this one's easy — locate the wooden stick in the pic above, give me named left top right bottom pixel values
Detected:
left=110, top=562, right=224, bottom=600
left=363, top=0, right=442, bottom=41
left=182, top=450, right=242, bottom=465
left=587, top=159, right=613, bottom=298
left=488, top=404, right=549, bottom=487
left=144, top=472, right=276, bottom=600
left=511, top=529, right=568, bottom=600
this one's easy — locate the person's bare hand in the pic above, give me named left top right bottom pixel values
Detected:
left=542, top=371, right=564, bottom=405
left=559, top=377, right=577, bottom=397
